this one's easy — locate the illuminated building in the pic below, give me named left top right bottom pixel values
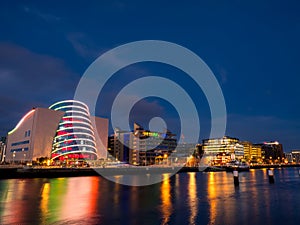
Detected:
left=5, top=100, right=108, bottom=163
left=109, top=123, right=177, bottom=165
left=130, top=123, right=177, bottom=165
left=291, top=150, right=300, bottom=163
left=241, top=141, right=251, bottom=160
left=240, top=141, right=262, bottom=162
left=259, top=141, right=284, bottom=163
left=251, top=144, right=262, bottom=161
left=202, top=136, right=244, bottom=165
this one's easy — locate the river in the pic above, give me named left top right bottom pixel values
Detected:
left=0, top=167, right=299, bottom=225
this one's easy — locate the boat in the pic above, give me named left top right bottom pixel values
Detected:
left=225, top=160, right=250, bottom=172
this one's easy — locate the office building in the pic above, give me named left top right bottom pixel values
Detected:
left=259, top=141, right=284, bottom=163
left=108, top=128, right=130, bottom=162
left=251, top=144, right=262, bottom=161
left=130, top=123, right=177, bottom=165
left=109, top=123, right=177, bottom=165
left=291, top=150, right=300, bottom=163
left=202, top=136, right=244, bottom=165
left=240, top=141, right=262, bottom=162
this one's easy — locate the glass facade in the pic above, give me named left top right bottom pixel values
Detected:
left=202, top=136, right=244, bottom=165
left=49, top=100, right=97, bottom=161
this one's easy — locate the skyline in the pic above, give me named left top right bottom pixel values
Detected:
left=1, top=1, right=300, bottom=151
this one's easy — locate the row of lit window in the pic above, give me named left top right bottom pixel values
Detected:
left=10, top=147, right=29, bottom=152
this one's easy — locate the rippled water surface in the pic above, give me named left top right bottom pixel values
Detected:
left=0, top=168, right=299, bottom=225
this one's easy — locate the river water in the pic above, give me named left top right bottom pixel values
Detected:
left=0, top=168, right=299, bottom=225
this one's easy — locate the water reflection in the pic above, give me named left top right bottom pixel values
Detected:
left=1, top=177, right=99, bottom=224
left=187, top=172, right=198, bottom=225
left=0, top=168, right=299, bottom=225
left=207, top=172, right=217, bottom=224
left=160, top=174, right=172, bottom=224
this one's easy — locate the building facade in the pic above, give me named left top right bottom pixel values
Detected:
left=130, top=123, right=177, bottom=165
left=291, top=150, right=300, bottom=163
left=108, top=128, right=130, bottom=163
left=240, top=141, right=262, bottom=162
left=202, top=136, right=244, bottom=165
left=108, top=123, right=177, bottom=166
left=259, top=141, right=284, bottom=163
left=5, top=100, right=108, bottom=164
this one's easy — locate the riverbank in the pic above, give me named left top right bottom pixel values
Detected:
left=0, top=164, right=299, bottom=179
left=0, top=166, right=200, bottom=179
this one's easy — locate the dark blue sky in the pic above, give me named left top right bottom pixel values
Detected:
left=0, top=0, right=299, bottom=151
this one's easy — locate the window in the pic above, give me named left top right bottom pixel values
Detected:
left=11, top=140, right=30, bottom=146
left=25, top=130, right=31, bottom=137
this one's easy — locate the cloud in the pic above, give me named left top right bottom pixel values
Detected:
left=0, top=42, right=79, bottom=136
left=67, top=33, right=108, bottom=59
left=22, top=5, right=61, bottom=23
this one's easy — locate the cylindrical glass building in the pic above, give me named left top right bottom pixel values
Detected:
left=49, top=100, right=97, bottom=161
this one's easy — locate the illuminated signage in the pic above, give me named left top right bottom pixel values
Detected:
left=142, top=131, right=159, bottom=137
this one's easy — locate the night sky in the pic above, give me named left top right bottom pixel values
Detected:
left=0, top=0, right=300, bottom=151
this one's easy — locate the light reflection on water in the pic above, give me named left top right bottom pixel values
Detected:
left=0, top=168, right=299, bottom=225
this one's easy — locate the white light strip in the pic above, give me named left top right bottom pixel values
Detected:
left=56, top=126, right=94, bottom=135
left=64, top=111, right=90, bottom=120
left=8, top=109, right=35, bottom=135
left=53, top=105, right=90, bottom=115
left=49, top=100, right=89, bottom=111
left=54, top=132, right=95, bottom=141
left=53, top=138, right=96, bottom=147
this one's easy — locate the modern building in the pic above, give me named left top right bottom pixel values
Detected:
left=108, top=128, right=130, bottom=163
left=241, top=141, right=252, bottom=161
left=240, top=141, right=262, bottom=162
left=251, top=144, right=262, bottom=162
left=202, top=136, right=244, bottom=165
left=291, top=150, right=300, bottom=163
left=108, top=123, right=177, bottom=166
left=5, top=100, right=108, bottom=164
left=259, top=141, right=284, bottom=163
left=130, top=123, right=177, bottom=165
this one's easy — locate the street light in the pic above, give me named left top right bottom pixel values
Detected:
left=13, top=151, right=16, bottom=164
left=22, top=148, right=25, bottom=164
